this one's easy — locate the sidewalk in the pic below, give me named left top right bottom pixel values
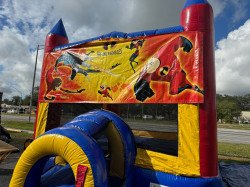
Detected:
left=5, top=127, right=33, bottom=134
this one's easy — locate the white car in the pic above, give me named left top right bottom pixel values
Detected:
left=6, top=109, right=18, bottom=114
left=156, top=116, right=165, bottom=120
left=142, top=115, right=153, bottom=119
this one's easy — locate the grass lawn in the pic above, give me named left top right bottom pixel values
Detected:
left=218, top=142, right=250, bottom=163
left=8, top=132, right=33, bottom=151
left=218, top=123, right=250, bottom=130
left=1, top=121, right=34, bottom=131
left=2, top=121, right=34, bottom=151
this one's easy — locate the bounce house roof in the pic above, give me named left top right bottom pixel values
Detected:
left=51, top=0, right=210, bottom=52
left=183, top=0, right=209, bottom=8
left=53, top=25, right=184, bottom=51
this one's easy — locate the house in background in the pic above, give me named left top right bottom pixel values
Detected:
left=241, top=111, right=250, bottom=124
left=1, top=103, right=32, bottom=114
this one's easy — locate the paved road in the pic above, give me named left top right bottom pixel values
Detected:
left=218, top=128, right=250, bottom=144
left=0, top=152, right=21, bottom=187
left=1, top=114, right=35, bottom=122
left=128, top=121, right=250, bottom=144
left=1, top=114, right=250, bottom=144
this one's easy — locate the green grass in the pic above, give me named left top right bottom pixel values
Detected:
left=9, top=132, right=33, bottom=150
left=218, top=142, right=250, bottom=163
left=1, top=121, right=34, bottom=131
left=218, top=123, right=250, bottom=130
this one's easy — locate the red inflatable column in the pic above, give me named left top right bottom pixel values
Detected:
left=181, top=0, right=218, bottom=177
left=44, top=19, right=69, bottom=53
left=35, top=19, right=69, bottom=135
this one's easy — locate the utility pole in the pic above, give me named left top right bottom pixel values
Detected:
left=0, top=92, right=2, bottom=124
left=18, top=92, right=22, bottom=114
left=29, top=44, right=44, bottom=122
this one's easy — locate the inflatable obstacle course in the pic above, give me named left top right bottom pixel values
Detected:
left=11, top=0, right=223, bottom=186
left=10, top=110, right=136, bottom=186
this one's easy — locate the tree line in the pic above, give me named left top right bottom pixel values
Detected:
left=2, top=86, right=39, bottom=107
left=216, top=94, right=250, bottom=123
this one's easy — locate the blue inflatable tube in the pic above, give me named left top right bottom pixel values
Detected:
left=64, top=112, right=109, bottom=136
left=24, top=127, right=108, bottom=187
left=40, top=164, right=75, bottom=187
left=90, top=109, right=136, bottom=187
left=133, top=166, right=223, bottom=187
left=63, top=109, right=136, bottom=187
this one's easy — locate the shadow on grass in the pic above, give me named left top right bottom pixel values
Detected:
left=8, top=132, right=33, bottom=151
left=0, top=168, right=13, bottom=175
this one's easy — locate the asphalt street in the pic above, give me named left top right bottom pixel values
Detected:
left=1, top=114, right=35, bottom=122
left=218, top=128, right=250, bottom=144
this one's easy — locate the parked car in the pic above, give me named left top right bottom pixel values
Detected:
left=142, top=115, right=153, bottom=119
left=6, top=109, right=18, bottom=114
left=242, top=120, right=249, bottom=124
left=156, top=115, right=165, bottom=120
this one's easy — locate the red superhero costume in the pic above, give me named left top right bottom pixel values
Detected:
left=44, top=65, right=85, bottom=101
left=98, top=85, right=113, bottom=100
left=134, top=36, right=203, bottom=102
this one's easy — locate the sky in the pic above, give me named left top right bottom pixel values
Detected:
left=0, top=0, right=250, bottom=99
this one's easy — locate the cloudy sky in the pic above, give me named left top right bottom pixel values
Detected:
left=0, top=0, right=250, bottom=99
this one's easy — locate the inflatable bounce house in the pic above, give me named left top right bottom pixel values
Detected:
left=10, top=0, right=223, bottom=186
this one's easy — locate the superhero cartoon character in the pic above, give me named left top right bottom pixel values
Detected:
left=55, top=51, right=100, bottom=80
left=44, top=66, right=85, bottom=101
left=103, top=41, right=117, bottom=50
left=126, top=39, right=145, bottom=73
left=134, top=36, right=204, bottom=102
left=98, top=85, right=113, bottom=100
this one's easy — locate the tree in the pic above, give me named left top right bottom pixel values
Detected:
left=236, top=94, right=250, bottom=111
left=21, top=86, right=40, bottom=106
left=22, top=95, right=31, bottom=106
left=3, top=98, right=11, bottom=105
left=163, top=104, right=178, bottom=120
left=11, top=96, right=22, bottom=106
left=216, top=94, right=241, bottom=123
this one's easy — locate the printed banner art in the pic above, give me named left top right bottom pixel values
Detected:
left=39, top=31, right=203, bottom=103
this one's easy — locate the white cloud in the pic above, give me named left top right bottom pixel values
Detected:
left=230, top=0, right=248, bottom=23
left=0, top=0, right=186, bottom=45
left=215, top=19, right=250, bottom=95
left=209, top=0, right=227, bottom=17
left=209, top=0, right=248, bottom=23
left=0, top=27, right=43, bottom=99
